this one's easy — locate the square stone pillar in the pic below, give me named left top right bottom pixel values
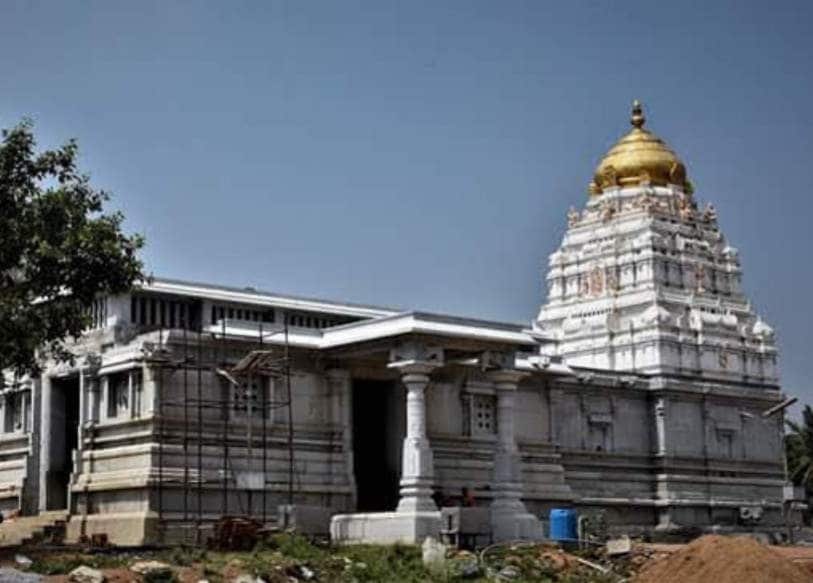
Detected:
left=38, top=373, right=52, bottom=513
left=326, top=368, right=356, bottom=511
left=488, top=369, right=543, bottom=541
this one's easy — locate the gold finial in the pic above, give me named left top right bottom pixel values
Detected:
left=631, top=99, right=645, bottom=129
left=589, top=99, right=687, bottom=197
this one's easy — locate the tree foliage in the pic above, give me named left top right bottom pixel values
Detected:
left=0, top=120, right=143, bottom=377
left=786, top=405, right=813, bottom=492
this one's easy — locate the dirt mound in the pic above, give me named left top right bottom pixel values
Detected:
left=634, top=535, right=811, bottom=583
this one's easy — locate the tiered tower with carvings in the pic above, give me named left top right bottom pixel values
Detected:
left=536, top=101, right=778, bottom=385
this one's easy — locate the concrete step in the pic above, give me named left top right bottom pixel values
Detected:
left=0, top=511, right=69, bottom=547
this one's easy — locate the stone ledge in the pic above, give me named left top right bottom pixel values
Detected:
left=330, top=511, right=441, bottom=545
left=65, top=511, right=159, bottom=546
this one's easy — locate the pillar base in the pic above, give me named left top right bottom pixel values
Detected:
left=491, top=496, right=544, bottom=541
left=490, top=508, right=544, bottom=541
left=396, top=476, right=437, bottom=513
left=330, top=510, right=442, bottom=545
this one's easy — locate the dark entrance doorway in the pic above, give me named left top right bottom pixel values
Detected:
left=46, top=378, right=81, bottom=510
left=352, top=379, right=404, bottom=512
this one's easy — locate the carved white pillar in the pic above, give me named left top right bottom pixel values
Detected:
left=387, top=342, right=443, bottom=518
left=392, top=363, right=437, bottom=513
left=488, top=369, right=543, bottom=541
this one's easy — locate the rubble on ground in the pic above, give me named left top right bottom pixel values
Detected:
left=130, top=560, right=173, bottom=577
left=633, top=534, right=811, bottom=583
left=0, top=532, right=811, bottom=582
left=0, top=567, right=43, bottom=583
left=67, top=565, right=105, bottom=583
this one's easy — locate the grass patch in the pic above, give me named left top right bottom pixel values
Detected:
left=21, top=535, right=619, bottom=582
left=28, top=552, right=129, bottom=575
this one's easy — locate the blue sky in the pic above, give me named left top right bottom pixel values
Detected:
left=2, top=1, right=812, bottom=403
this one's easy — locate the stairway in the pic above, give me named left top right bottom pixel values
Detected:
left=0, top=511, right=69, bottom=547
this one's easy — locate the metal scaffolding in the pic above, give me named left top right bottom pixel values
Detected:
left=150, top=316, right=295, bottom=544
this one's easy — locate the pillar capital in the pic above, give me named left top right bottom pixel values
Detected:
left=486, top=368, right=528, bottom=389
left=479, top=349, right=515, bottom=370
left=387, top=361, right=439, bottom=381
left=388, top=341, right=443, bottom=376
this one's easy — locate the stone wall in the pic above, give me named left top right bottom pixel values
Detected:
left=9, top=319, right=790, bottom=544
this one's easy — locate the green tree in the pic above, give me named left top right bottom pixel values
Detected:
left=786, top=405, right=813, bottom=492
left=1, top=120, right=143, bottom=378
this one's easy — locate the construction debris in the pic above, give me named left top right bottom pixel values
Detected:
left=67, top=565, right=105, bottom=583
left=130, top=560, right=173, bottom=578
left=209, top=516, right=264, bottom=551
left=634, top=534, right=811, bottom=583
left=1, top=531, right=812, bottom=582
left=0, top=568, right=42, bottom=583
left=605, top=535, right=632, bottom=556
left=421, top=536, right=447, bottom=576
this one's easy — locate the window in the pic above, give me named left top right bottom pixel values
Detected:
left=716, top=429, right=735, bottom=459
left=107, top=373, right=129, bottom=418
left=3, top=392, right=26, bottom=433
left=587, top=413, right=612, bottom=452
left=211, top=305, right=274, bottom=326
left=228, top=376, right=266, bottom=418
left=132, top=371, right=143, bottom=418
left=462, top=391, right=496, bottom=437
left=473, top=396, right=495, bottom=433
left=86, top=297, right=108, bottom=329
left=588, top=424, right=609, bottom=452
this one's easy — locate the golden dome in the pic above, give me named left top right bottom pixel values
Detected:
left=589, top=101, right=687, bottom=196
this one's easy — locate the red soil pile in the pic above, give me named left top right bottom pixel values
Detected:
left=634, top=535, right=812, bottom=583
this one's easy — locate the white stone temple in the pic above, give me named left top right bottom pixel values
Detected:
left=0, top=102, right=790, bottom=546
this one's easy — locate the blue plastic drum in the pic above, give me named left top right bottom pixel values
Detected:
left=549, top=508, right=578, bottom=542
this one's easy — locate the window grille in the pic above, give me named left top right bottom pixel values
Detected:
left=228, top=376, right=266, bottom=418
left=472, top=395, right=495, bottom=434
left=462, top=391, right=496, bottom=437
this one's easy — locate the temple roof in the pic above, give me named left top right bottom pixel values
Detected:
left=589, top=101, right=688, bottom=195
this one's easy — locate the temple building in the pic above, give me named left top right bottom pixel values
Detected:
left=0, top=102, right=789, bottom=545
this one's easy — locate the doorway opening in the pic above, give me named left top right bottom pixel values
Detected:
left=352, top=379, right=404, bottom=512
left=46, top=378, right=81, bottom=510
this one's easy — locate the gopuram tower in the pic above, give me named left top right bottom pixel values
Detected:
left=536, top=101, right=778, bottom=386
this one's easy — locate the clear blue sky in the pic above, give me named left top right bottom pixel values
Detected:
left=2, top=1, right=812, bottom=402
